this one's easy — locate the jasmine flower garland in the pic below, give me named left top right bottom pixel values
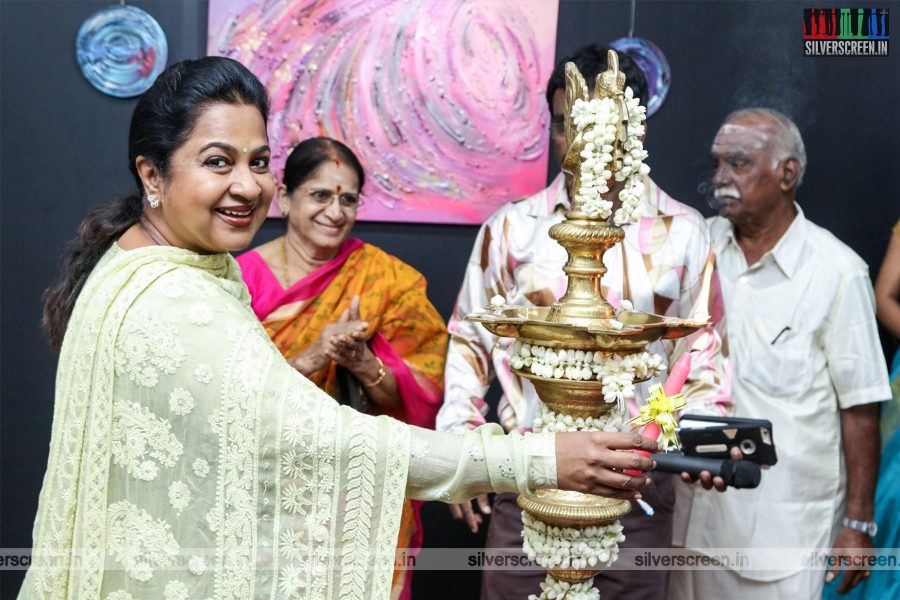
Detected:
left=532, top=406, right=625, bottom=434
left=570, top=87, right=649, bottom=226
left=571, top=97, right=616, bottom=220
left=522, top=512, right=625, bottom=572
left=530, top=575, right=600, bottom=600
left=510, top=342, right=665, bottom=406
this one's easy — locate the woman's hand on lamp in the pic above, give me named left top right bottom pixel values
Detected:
left=556, top=432, right=659, bottom=500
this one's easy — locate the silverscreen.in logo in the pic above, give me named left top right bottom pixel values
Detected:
left=803, top=8, right=889, bottom=56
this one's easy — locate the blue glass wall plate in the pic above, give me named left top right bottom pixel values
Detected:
left=610, top=37, right=671, bottom=118
left=75, top=4, right=168, bottom=98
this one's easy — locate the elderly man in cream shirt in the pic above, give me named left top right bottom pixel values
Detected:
left=670, top=108, right=891, bottom=599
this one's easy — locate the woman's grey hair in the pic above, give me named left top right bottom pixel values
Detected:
left=725, top=107, right=807, bottom=188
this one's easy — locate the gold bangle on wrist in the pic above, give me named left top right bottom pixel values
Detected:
left=364, top=356, right=386, bottom=388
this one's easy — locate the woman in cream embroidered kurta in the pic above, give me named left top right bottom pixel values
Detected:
left=21, top=244, right=556, bottom=600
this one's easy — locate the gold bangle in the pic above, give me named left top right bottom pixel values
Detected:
left=364, top=356, right=386, bottom=388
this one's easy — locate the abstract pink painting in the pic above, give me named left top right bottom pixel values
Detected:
left=208, top=0, right=559, bottom=223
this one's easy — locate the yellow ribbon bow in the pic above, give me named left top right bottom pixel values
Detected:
left=626, top=383, right=686, bottom=450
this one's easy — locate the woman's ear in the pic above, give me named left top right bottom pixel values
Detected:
left=277, top=184, right=290, bottom=216
left=135, top=156, right=163, bottom=199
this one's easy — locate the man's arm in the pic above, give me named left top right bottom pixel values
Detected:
left=822, top=269, right=891, bottom=591
left=841, top=404, right=879, bottom=523
left=825, top=403, right=879, bottom=593
left=436, top=220, right=501, bottom=434
left=674, top=224, right=732, bottom=418
left=674, top=221, right=733, bottom=491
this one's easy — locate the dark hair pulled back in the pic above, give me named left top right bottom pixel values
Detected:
left=282, top=137, right=365, bottom=194
left=42, top=56, right=269, bottom=350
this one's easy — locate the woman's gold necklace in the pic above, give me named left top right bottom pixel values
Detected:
left=279, top=235, right=292, bottom=287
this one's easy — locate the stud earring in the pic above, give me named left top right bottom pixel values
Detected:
left=147, top=194, right=159, bottom=208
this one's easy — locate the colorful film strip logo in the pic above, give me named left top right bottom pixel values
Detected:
left=804, top=8, right=889, bottom=55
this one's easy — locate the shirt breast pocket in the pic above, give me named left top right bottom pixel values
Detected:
left=739, top=316, right=814, bottom=398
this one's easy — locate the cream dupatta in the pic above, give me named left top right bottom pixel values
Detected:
left=20, top=245, right=410, bottom=599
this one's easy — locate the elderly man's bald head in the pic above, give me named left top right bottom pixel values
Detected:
left=723, top=108, right=807, bottom=187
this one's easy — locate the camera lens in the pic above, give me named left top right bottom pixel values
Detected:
left=740, top=439, right=757, bottom=455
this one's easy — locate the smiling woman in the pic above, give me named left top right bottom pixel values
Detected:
left=120, top=103, right=274, bottom=254
left=20, top=57, right=659, bottom=600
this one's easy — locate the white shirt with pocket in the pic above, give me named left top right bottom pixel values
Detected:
left=675, top=204, right=890, bottom=581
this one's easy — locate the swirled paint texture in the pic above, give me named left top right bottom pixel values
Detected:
left=76, top=5, right=168, bottom=98
left=208, top=0, right=559, bottom=223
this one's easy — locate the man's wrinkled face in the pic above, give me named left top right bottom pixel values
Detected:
left=710, top=115, right=785, bottom=225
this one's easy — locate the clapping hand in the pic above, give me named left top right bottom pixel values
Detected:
left=290, top=296, right=369, bottom=375
left=326, top=296, right=371, bottom=369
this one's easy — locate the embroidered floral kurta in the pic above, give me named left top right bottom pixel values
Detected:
left=19, top=245, right=557, bottom=600
left=437, top=174, right=732, bottom=435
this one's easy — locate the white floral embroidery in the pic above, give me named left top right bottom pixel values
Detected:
left=339, top=416, right=379, bottom=598
left=281, top=483, right=311, bottom=515
left=279, top=528, right=305, bottom=561
left=282, top=415, right=306, bottom=446
left=281, top=449, right=311, bottom=479
left=208, top=410, right=225, bottom=434
left=105, top=592, right=133, bottom=600
left=114, top=309, right=185, bottom=388
left=164, top=579, right=188, bottom=600
left=168, top=388, right=194, bottom=416
left=187, top=302, right=214, bottom=326
left=192, top=458, right=209, bottom=478
left=193, top=364, right=213, bottom=384
left=107, top=500, right=179, bottom=582
left=111, top=399, right=183, bottom=482
left=278, top=564, right=304, bottom=598
left=469, top=447, right=485, bottom=462
left=168, top=481, right=191, bottom=513
left=205, top=507, right=220, bottom=533
left=286, top=388, right=306, bottom=412
left=498, top=458, right=515, bottom=479
left=531, top=460, right=556, bottom=487
left=188, top=555, right=206, bottom=575
left=271, top=396, right=343, bottom=598
left=410, top=437, right=429, bottom=459
left=183, top=277, right=222, bottom=299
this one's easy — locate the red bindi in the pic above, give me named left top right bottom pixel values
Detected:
left=336, top=185, right=342, bottom=194
left=334, top=158, right=341, bottom=167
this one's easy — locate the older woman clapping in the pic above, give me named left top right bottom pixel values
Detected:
left=237, top=138, right=446, bottom=425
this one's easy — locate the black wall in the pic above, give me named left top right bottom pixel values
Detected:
left=2, top=1, right=898, bottom=598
